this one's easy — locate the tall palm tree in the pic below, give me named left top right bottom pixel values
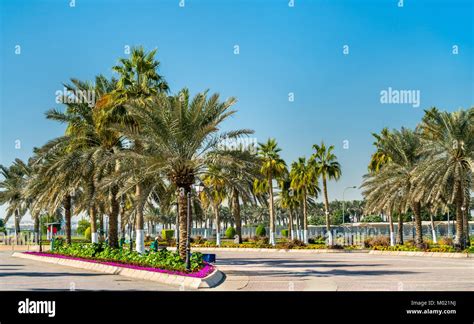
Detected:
left=254, top=139, right=287, bottom=245
left=0, top=159, right=32, bottom=236
left=413, top=108, right=473, bottom=249
left=201, top=166, right=227, bottom=246
left=290, top=157, right=320, bottom=243
left=115, top=89, right=253, bottom=259
left=310, top=142, right=341, bottom=245
left=368, top=128, right=392, bottom=173
left=362, top=128, right=424, bottom=247
left=98, top=47, right=169, bottom=253
left=276, top=175, right=300, bottom=240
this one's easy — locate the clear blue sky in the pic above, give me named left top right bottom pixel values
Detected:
left=0, top=0, right=473, bottom=222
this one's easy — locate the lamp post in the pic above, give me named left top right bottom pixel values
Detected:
left=342, top=186, right=357, bottom=225
left=184, top=183, right=204, bottom=271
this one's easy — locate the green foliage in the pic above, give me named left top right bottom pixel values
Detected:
left=77, top=219, right=90, bottom=235
left=255, top=225, right=266, bottom=237
left=225, top=226, right=236, bottom=239
left=161, top=229, right=174, bottom=241
left=361, top=215, right=383, bottom=223
left=84, top=227, right=91, bottom=241
left=281, top=229, right=289, bottom=237
left=51, top=243, right=204, bottom=272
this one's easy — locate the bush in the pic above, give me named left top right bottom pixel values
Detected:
left=278, top=239, right=305, bottom=249
left=50, top=242, right=205, bottom=272
left=308, top=235, right=326, bottom=245
left=161, top=229, right=175, bottom=241
left=76, top=219, right=90, bottom=236
left=84, top=227, right=91, bottom=241
left=281, top=229, right=289, bottom=237
left=225, top=227, right=236, bottom=239
left=193, top=235, right=207, bottom=244
left=438, top=237, right=453, bottom=246
left=255, top=225, right=266, bottom=237
left=364, top=235, right=390, bottom=248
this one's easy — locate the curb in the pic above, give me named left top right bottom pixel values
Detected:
left=12, top=252, right=224, bottom=289
left=185, top=247, right=369, bottom=254
left=368, top=250, right=470, bottom=258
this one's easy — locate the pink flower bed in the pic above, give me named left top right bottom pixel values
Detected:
left=24, top=252, right=214, bottom=278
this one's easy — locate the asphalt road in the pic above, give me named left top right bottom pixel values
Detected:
left=0, top=250, right=472, bottom=291
left=211, top=251, right=474, bottom=291
left=0, top=251, right=176, bottom=291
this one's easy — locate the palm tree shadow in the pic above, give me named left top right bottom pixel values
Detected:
left=0, top=272, right=109, bottom=278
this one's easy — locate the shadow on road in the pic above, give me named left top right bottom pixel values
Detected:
left=0, top=272, right=109, bottom=278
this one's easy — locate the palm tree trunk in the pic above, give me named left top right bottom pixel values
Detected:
left=412, top=201, right=423, bottom=248
left=109, top=186, right=120, bottom=248
left=388, top=210, right=395, bottom=246
left=232, top=189, right=242, bottom=244
left=397, top=214, right=404, bottom=245
left=288, top=208, right=294, bottom=240
left=322, top=175, right=332, bottom=245
left=14, top=209, right=20, bottom=236
left=454, top=186, right=465, bottom=249
left=214, top=204, right=221, bottom=246
left=63, top=194, right=72, bottom=245
left=34, top=215, right=40, bottom=244
left=295, top=209, right=300, bottom=240
left=268, top=177, right=276, bottom=245
left=302, top=191, right=308, bottom=244
left=177, top=188, right=190, bottom=259
left=463, top=193, right=470, bottom=247
left=89, top=206, right=98, bottom=243
left=135, top=183, right=145, bottom=253
left=429, top=212, right=437, bottom=244
left=99, top=214, right=104, bottom=241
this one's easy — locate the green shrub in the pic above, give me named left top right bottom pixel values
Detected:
left=361, top=215, right=383, bottom=223
left=161, top=229, right=175, bottom=241
left=76, top=219, right=90, bottom=235
left=50, top=242, right=204, bottom=272
left=225, top=226, right=236, bottom=239
left=84, top=227, right=91, bottom=241
left=364, top=235, right=390, bottom=248
left=281, top=229, right=289, bottom=237
left=256, top=225, right=266, bottom=237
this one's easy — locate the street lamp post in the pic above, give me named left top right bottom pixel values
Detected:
left=342, top=186, right=357, bottom=225
left=185, top=191, right=191, bottom=271
left=184, top=183, right=204, bottom=271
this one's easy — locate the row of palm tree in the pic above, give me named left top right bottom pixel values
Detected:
left=362, top=108, right=473, bottom=249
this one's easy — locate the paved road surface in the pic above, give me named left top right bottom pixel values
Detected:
left=0, top=250, right=472, bottom=291
left=212, top=251, right=474, bottom=291
left=0, top=251, right=176, bottom=291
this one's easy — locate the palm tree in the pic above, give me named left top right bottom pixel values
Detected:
left=368, top=128, right=392, bottom=173
left=413, top=108, right=473, bottom=249
left=201, top=166, right=227, bottom=246
left=310, top=142, right=341, bottom=245
left=362, top=128, right=424, bottom=247
left=254, top=139, right=287, bottom=245
left=276, top=175, right=300, bottom=240
left=290, top=157, right=320, bottom=243
left=97, top=47, right=169, bottom=253
left=0, top=159, right=32, bottom=237
left=115, top=89, right=253, bottom=259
